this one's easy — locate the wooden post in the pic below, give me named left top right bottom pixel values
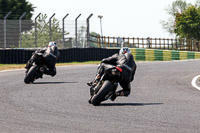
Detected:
left=123, top=37, right=125, bottom=47
left=150, top=38, right=152, bottom=48
left=171, top=39, right=173, bottom=49
left=142, top=38, right=144, bottom=48
left=128, top=37, right=130, bottom=47
left=199, top=41, right=200, bottom=52
left=113, top=37, right=115, bottom=47
left=159, top=38, right=161, bottom=49
left=155, top=38, right=157, bottom=49
left=168, top=39, right=170, bottom=49
left=98, top=36, right=100, bottom=48
left=163, top=38, right=165, bottom=49
left=104, top=36, right=106, bottom=47
left=181, top=39, right=182, bottom=50
left=108, top=36, right=110, bottom=47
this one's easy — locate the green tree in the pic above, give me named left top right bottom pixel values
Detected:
left=89, top=32, right=100, bottom=47
left=161, top=0, right=188, bottom=34
left=0, top=0, right=34, bottom=19
left=0, top=0, right=34, bottom=48
left=22, top=14, right=65, bottom=48
left=174, top=6, right=200, bottom=40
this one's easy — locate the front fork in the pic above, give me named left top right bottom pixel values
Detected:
left=104, top=82, right=118, bottom=100
left=89, top=81, right=118, bottom=102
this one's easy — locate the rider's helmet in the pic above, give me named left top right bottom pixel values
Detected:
left=48, top=41, right=56, bottom=47
left=119, top=47, right=131, bottom=55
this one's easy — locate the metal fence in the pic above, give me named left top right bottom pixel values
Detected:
left=1, top=13, right=200, bottom=52
left=89, top=36, right=200, bottom=52
left=0, top=13, right=93, bottom=49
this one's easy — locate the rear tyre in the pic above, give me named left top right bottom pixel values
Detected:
left=91, top=80, right=113, bottom=106
left=24, top=65, right=39, bottom=84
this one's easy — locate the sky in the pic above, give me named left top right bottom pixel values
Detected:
left=27, top=0, right=197, bottom=38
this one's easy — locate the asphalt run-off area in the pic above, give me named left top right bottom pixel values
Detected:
left=1, top=60, right=200, bottom=133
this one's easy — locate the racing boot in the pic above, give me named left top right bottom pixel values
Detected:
left=87, top=74, right=100, bottom=86
left=110, top=94, right=116, bottom=101
left=110, top=91, right=122, bottom=101
left=110, top=90, right=130, bottom=101
left=88, top=97, right=92, bottom=104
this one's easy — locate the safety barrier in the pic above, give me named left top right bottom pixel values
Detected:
left=1, top=48, right=200, bottom=64
left=0, top=48, right=118, bottom=64
left=130, top=48, right=200, bottom=61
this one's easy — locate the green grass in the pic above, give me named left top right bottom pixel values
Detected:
left=0, top=61, right=101, bottom=71
left=0, top=64, right=26, bottom=71
left=56, top=61, right=101, bottom=66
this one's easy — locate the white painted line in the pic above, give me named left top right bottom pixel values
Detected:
left=0, top=69, right=24, bottom=73
left=191, top=75, right=200, bottom=91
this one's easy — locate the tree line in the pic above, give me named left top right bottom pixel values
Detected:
left=162, top=0, right=200, bottom=40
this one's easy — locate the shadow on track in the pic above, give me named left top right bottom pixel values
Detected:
left=33, top=81, right=78, bottom=84
left=100, top=103, right=163, bottom=106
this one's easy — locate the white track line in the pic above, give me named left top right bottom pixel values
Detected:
left=191, top=75, right=200, bottom=91
left=0, top=69, right=24, bottom=73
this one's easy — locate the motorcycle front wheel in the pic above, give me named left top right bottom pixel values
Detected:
left=24, top=65, right=39, bottom=84
left=91, top=80, right=113, bottom=106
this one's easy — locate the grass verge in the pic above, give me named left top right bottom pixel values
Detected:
left=0, top=61, right=101, bottom=71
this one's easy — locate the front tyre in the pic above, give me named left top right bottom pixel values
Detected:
left=91, top=80, right=113, bottom=106
left=24, top=65, right=39, bottom=84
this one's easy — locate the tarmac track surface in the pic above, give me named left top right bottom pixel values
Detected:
left=0, top=60, right=200, bottom=133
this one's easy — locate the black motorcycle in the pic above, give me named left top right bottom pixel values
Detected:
left=24, top=51, right=46, bottom=84
left=89, top=66, right=123, bottom=106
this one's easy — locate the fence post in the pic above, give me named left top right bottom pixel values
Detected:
left=199, top=41, right=200, bottom=52
left=75, top=14, right=81, bottom=47
left=4, top=11, right=11, bottom=48
left=98, top=36, right=101, bottom=48
left=167, top=39, right=169, bottom=49
left=35, top=13, right=41, bottom=48
left=159, top=38, right=161, bottom=49
left=86, top=14, right=93, bottom=48
left=142, top=38, right=144, bottom=48
left=147, top=37, right=150, bottom=48
left=104, top=36, right=106, bottom=47
left=163, top=38, right=165, bottom=49
left=175, top=39, right=177, bottom=49
left=49, top=13, right=55, bottom=42
left=194, top=39, right=196, bottom=51
left=128, top=37, right=130, bottom=47
left=155, top=38, right=157, bottom=49
left=113, top=37, right=115, bottom=47
left=19, top=12, right=26, bottom=48
left=108, top=36, right=110, bottom=47
left=62, top=14, right=69, bottom=48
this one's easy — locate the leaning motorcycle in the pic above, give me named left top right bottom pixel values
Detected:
left=24, top=51, right=46, bottom=84
left=89, top=66, right=123, bottom=106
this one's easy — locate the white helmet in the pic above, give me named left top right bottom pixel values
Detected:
left=119, top=47, right=131, bottom=55
left=48, top=41, right=56, bottom=47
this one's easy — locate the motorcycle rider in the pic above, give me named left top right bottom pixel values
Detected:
left=25, top=41, right=59, bottom=77
left=87, top=47, right=137, bottom=101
